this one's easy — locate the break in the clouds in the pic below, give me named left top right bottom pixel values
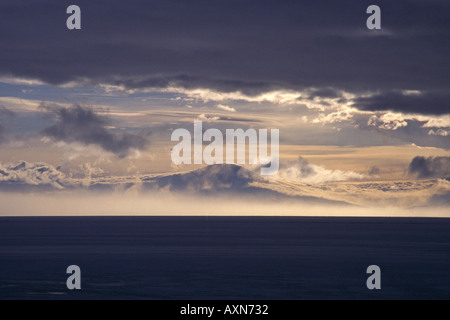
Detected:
left=41, top=104, right=150, bottom=157
left=408, top=156, right=450, bottom=179
left=0, top=0, right=449, bottom=115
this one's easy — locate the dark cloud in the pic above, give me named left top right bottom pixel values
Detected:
left=149, top=164, right=258, bottom=192
left=354, top=91, right=450, bottom=115
left=115, top=76, right=277, bottom=96
left=408, top=156, right=450, bottom=179
left=41, top=104, right=150, bottom=157
left=0, top=1, right=449, bottom=114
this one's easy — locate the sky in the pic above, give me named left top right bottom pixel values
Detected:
left=0, top=0, right=449, bottom=216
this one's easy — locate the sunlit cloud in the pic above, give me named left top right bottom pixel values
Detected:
left=216, top=104, right=236, bottom=112
left=274, top=157, right=366, bottom=184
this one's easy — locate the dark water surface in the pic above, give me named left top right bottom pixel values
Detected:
left=0, top=217, right=449, bottom=299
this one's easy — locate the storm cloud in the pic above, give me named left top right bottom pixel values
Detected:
left=0, top=0, right=449, bottom=114
left=408, top=156, right=450, bottom=179
left=41, top=104, right=150, bottom=157
left=354, top=91, right=450, bottom=115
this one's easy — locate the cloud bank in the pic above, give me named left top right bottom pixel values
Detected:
left=0, top=161, right=67, bottom=190
left=0, top=160, right=448, bottom=210
left=0, top=0, right=449, bottom=115
left=355, top=91, right=450, bottom=116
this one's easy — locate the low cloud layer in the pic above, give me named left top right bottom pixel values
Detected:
left=41, top=104, right=150, bottom=157
left=147, top=164, right=258, bottom=192
left=0, top=161, right=448, bottom=210
left=276, top=157, right=366, bottom=184
left=0, top=161, right=67, bottom=190
left=408, top=156, right=450, bottom=179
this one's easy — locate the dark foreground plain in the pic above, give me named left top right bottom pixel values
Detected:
left=0, top=216, right=449, bottom=299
